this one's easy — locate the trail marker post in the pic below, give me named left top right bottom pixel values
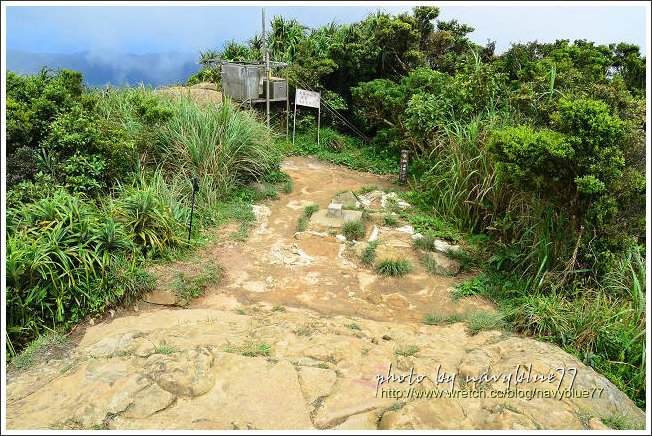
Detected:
left=399, top=149, right=410, bottom=184
left=292, top=88, right=321, bottom=147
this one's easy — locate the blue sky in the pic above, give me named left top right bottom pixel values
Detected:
left=5, top=3, right=648, bottom=55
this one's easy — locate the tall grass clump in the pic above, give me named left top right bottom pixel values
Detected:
left=157, top=98, right=281, bottom=209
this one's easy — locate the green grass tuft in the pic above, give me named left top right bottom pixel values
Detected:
left=383, top=214, right=400, bottom=227
left=466, top=311, right=506, bottom=335
left=423, top=313, right=465, bottom=325
left=343, top=219, right=366, bottom=240
left=304, top=204, right=320, bottom=217
left=225, top=341, right=271, bottom=357
left=297, top=216, right=309, bottom=232
left=394, top=345, right=419, bottom=357
left=375, top=258, right=413, bottom=276
left=361, top=240, right=379, bottom=265
left=11, top=332, right=69, bottom=369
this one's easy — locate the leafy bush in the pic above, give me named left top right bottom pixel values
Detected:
left=6, top=190, right=154, bottom=354
left=113, top=183, right=183, bottom=256
left=319, top=127, right=347, bottom=151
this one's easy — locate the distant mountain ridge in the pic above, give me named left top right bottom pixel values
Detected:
left=6, top=50, right=201, bottom=87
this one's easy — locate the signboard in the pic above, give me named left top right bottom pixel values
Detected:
left=399, top=149, right=410, bottom=184
left=295, top=88, right=321, bottom=108
left=292, top=88, right=322, bottom=146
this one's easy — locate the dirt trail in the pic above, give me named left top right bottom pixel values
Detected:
left=191, top=156, right=492, bottom=322
left=5, top=157, right=644, bottom=430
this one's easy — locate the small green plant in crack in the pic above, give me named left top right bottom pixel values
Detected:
left=304, top=204, right=319, bottom=217
left=423, top=313, right=465, bottom=325
left=383, top=214, right=399, bottom=227
left=343, top=219, right=366, bottom=240
left=225, top=341, right=271, bottom=357
left=361, top=347, right=371, bottom=355
left=602, top=414, right=643, bottom=430
left=361, top=240, right=379, bottom=265
left=154, top=344, right=176, bottom=355
left=375, top=259, right=412, bottom=276
left=394, top=345, right=419, bottom=357
left=345, top=323, right=361, bottom=330
left=235, top=308, right=246, bottom=315
left=59, top=362, right=76, bottom=374
left=296, top=215, right=309, bottom=232
left=272, top=305, right=286, bottom=312
left=295, top=324, right=315, bottom=336
left=358, top=185, right=380, bottom=194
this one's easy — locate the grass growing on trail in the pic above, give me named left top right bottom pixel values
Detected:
left=343, top=219, right=366, bottom=240
left=154, top=345, right=176, bottom=355
left=421, top=252, right=444, bottom=276
left=297, top=203, right=320, bottom=232
left=272, top=305, right=286, bottom=312
left=466, top=311, right=506, bottom=335
left=226, top=341, right=271, bottom=357
left=423, top=313, right=465, bottom=325
left=172, top=264, right=224, bottom=303
left=423, top=311, right=505, bottom=335
left=361, top=240, right=380, bottom=265
left=297, top=216, right=309, bottom=232
left=394, top=345, right=419, bottom=357
left=412, top=235, right=437, bottom=251
left=358, top=185, right=381, bottom=194
left=304, top=204, right=320, bottom=217
left=383, top=214, right=400, bottom=227
left=602, top=414, right=644, bottom=430
left=375, top=259, right=412, bottom=276
left=10, top=332, right=69, bottom=369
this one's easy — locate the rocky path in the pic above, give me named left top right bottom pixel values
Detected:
left=5, top=157, right=645, bottom=430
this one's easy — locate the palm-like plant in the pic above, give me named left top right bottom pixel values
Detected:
left=198, top=49, right=219, bottom=68
left=268, top=16, right=308, bottom=63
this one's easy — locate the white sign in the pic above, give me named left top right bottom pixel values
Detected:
left=295, top=88, right=320, bottom=108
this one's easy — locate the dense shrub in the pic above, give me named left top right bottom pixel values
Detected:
left=6, top=190, right=156, bottom=352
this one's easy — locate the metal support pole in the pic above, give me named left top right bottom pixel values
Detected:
left=285, top=68, right=289, bottom=140
left=317, top=104, right=321, bottom=147
left=292, top=97, right=297, bottom=145
left=262, top=8, right=270, bottom=128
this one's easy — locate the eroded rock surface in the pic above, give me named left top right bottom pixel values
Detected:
left=6, top=308, right=644, bottom=430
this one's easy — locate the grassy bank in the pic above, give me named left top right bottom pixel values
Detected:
left=6, top=72, right=284, bottom=357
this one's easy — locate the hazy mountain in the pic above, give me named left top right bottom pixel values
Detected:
left=6, top=50, right=201, bottom=87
